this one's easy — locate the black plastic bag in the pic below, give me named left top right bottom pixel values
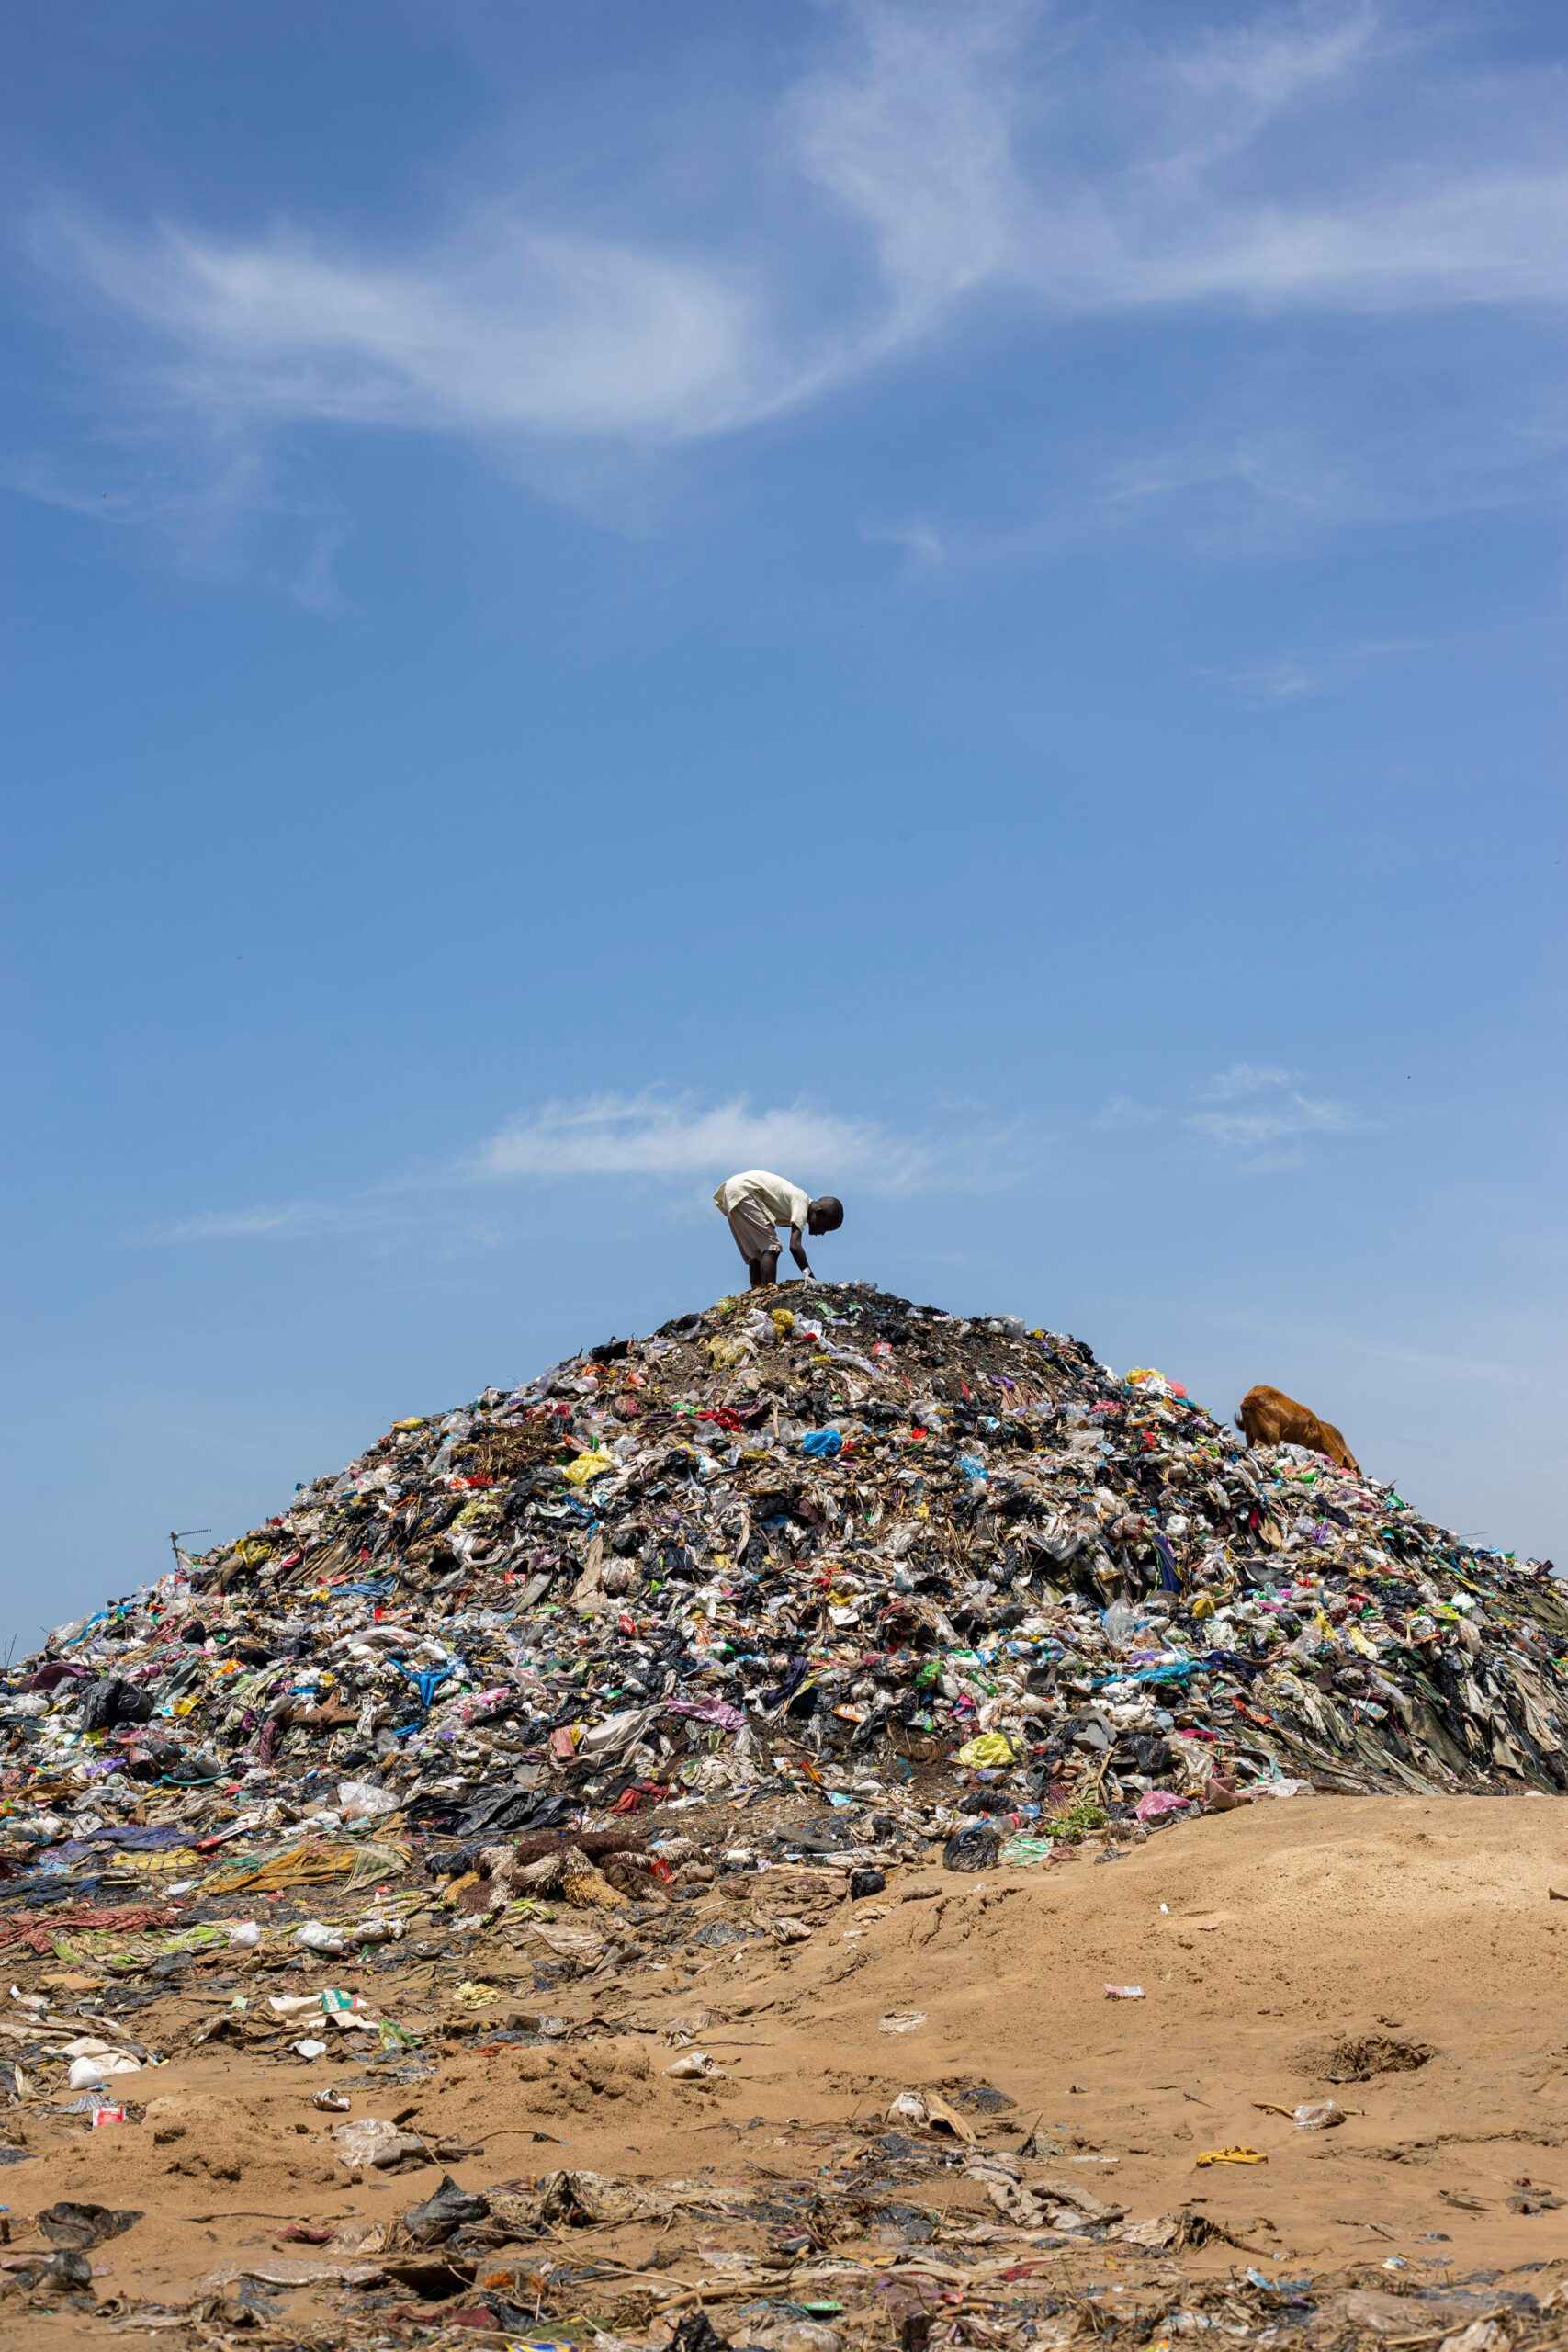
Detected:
left=39, top=2201, right=141, bottom=2249
left=671, top=2312, right=733, bottom=2352
left=400, top=2172, right=491, bottom=2246
left=78, top=1679, right=152, bottom=1733
left=942, top=1824, right=999, bottom=1872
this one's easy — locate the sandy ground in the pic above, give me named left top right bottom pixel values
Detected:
left=7, top=1795, right=1568, bottom=2343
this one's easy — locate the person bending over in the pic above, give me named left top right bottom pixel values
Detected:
left=713, top=1169, right=843, bottom=1289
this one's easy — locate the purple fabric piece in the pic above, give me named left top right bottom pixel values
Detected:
left=77, top=1824, right=192, bottom=1849
left=662, top=1696, right=747, bottom=1731
left=1134, top=1789, right=1194, bottom=1822
left=21, top=1663, right=95, bottom=1692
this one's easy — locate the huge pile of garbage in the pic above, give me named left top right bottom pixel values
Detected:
left=6, top=1282, right=1564, bottom=1885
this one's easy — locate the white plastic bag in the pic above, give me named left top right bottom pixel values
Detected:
left=295, top=1919, right=347, bottom=1955
left=337, top=1779, right=399, bottom=1820
left=67, top=2052, right=141, bottom=2088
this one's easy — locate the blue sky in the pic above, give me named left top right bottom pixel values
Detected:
left=5, top=0, right=1564, bottom=1646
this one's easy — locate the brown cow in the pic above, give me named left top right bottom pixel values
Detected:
left=1236, top=1384, right=1360, bottom=1475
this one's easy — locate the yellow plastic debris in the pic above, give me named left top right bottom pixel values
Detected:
left=955, top=1732, right=1019, bottom=1770
left=563, top=1449, right=615, bottom=1487
left=1195, top=2147, right=1268, bottom=2166
left=453, top=1980, right=501, bottom=2007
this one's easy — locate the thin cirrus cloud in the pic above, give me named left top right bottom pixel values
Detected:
left=1195, top=1061, right=1298, bottom=1101
left=465, top=1091, right=932, bottom=1189
left=21, top=0, right=1568, bottom=538
left=153, top=1090, right=991, bottom=1246
left=1087, top=1064, right=1362, bottom=1161
left=168, top=1200, right=378, bottom=1242
left=33, top=2, right=1032, bottom=460
left=159, top=1198, right=502, bottom=1248
left=1189, top=1095, right=1357, bottom=1151
left=1186, top=1064, right=1359, bottom=1153
left=154, top=1076, right=1360, bottom=1247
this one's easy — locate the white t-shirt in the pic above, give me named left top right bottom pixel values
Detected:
left=713, top=1170, right=812, bottom=1232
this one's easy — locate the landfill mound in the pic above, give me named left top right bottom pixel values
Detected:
left=16, top=1280, right=1564, bottom=1826
left=2, top=1283, right=1566, bottom=2345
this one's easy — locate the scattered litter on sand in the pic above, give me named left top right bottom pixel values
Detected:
left=0, top=1284, right=1564, bottom=2343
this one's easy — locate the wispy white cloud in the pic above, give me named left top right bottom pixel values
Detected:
left=1188, top=1093, right=1357, bottom=1151
left=2, top=419, right=352, bottom=606
left=20, top=0, right=1568, bottom=560
left=1082, top=1063, right=1362, bottom=1164
left=1088, top=1092, right=1162, bottom=1132
left=47, top=214, right=763, bottom=446
left=863, top=517, right=946, bottom=571
left=154, top=1088, right=1027, bottom=1244
left=1089, top=173, right=1568, bottom=315
left=154, top=1198, right=505, bottom=1249
left=29, top=2, right=1032, bottom=483
left=164, top=1200, right=367, bottom=1241
left=1195, top=1061, right=1297, bottom=1101
left=1206, top=623, right=1522, bottom=705
left=467, top=1091, right=930, bottom=1190
left=154, top=1067, right=1376, bottom=1245
left=1213, top=657, right=1322, bottom=702
left=1182, top=1061, right=1363, bottom=1160
left=1167, top=1, right=1387, bottom=142
left=784, top=0, right=1028, bottom=337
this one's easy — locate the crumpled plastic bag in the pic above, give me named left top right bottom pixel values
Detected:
left=333, top=2117, right=426, bottom=2172
left=295, top=1919, right=346, bottom=1955
left=66, top=2052, right=141, bottom=2088
left=397, top=2171, right=491, bottom=2247
left=1134, top=1789, right=1194, bottom=1822
left=954, top=1732, right=1017, bottom=1769
left=964, top=2154, right=1044, bottom=2226
left=563, top=1448, right=615, bottom=1487
left=667, top=2050, right=727, bottom=2080
left=942, top=1823, right=999, bottom=1871
left=38, top=2200, right=141, bottom=2249
left=885, top=2088, right=976, bottom=2143
left=337, top=1779, right=399, bottom=1820
left=348, top=1913, right=405, bottom=1947
left=749, top=2325, right=840, bottom=2352
left=998, top=1834, right=1055, bottom=1867
left=535, top=2168, right=672, bottom=2226
left=78, top=1678, right=153, bottom=1733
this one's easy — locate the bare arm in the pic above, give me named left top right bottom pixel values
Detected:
left=788, top=1226, right=812, bottom=1277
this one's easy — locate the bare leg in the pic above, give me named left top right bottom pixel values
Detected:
left=750, top=1250, right=780, bottom=1289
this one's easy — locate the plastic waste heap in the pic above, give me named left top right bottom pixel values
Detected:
left=5, top=1284, right=1565, bottom=1891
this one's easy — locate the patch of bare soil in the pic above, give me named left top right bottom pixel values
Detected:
left=5, top=1796, right=1568, bottom=2348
